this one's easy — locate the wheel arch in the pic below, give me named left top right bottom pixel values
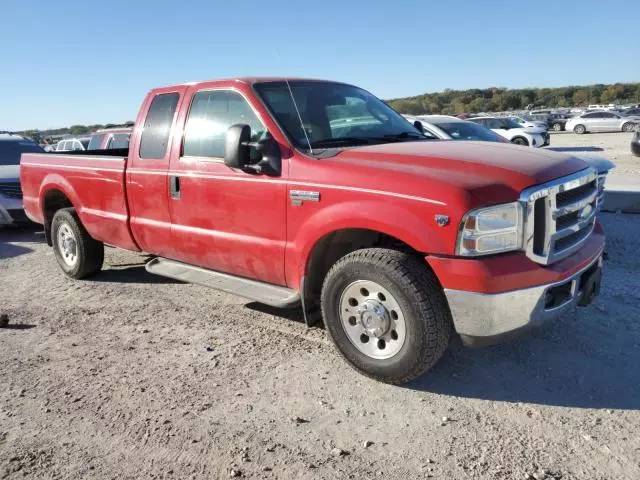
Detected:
left=510, top=135, right=530, bottom=146
left=39, top=176, right=81, bottom=245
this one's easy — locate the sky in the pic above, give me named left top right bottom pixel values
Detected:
left=1, top=0, right=638, bottom=131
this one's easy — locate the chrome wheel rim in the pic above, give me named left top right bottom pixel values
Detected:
left=339, top=280, right=406, bottom=359
left=553, top=123, right=562, bottom=131
left=57, top=223, right=78, bottom=267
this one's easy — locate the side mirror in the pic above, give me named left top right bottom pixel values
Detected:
left=413, top=120, right=424, bottom=134
left=224, top=124, right=281, bottom=176
left=224, top=124, right=251, bottom=169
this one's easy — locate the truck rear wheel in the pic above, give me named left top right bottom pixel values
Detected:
left=321, top=248, right=451, bottom=384
left=51, top=208, right=104, bottom=279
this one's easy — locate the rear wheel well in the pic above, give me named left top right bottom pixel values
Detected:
left=303, top=229, right=422, bottom=323
left=43, top=190, right=73, bottom=245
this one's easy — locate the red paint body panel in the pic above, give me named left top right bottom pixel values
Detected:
left=427, top=223, right=605, bottom=294
left=19, top=77, right=604, bottom=297
left=20, top=153, right=138, bottom=251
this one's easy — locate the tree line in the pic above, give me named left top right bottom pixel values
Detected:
left=386, top=83, right=640, bottom=115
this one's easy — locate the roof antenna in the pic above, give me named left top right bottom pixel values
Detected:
left=272, top=49, right=313, bottom=155
left=285, top=78, right=313, bottom=155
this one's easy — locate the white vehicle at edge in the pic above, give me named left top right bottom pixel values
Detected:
left=468, top=116, right=549, bottom=147
left=403, top=115, right=509, bottom=143
left=0, top=134, right=43, bottom=225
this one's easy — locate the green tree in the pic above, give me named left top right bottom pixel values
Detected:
left=572, top=89, right=589, bottom=106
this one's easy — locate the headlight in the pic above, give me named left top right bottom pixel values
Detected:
left=456, top=202, right=523, bottom=256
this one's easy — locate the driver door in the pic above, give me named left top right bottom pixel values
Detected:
left=166, top=87, right=288, bottom=286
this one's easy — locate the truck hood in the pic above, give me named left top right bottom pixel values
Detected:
left=332, top=140, right=590, bottom=206
left=0, top=164, right=20, bottom=181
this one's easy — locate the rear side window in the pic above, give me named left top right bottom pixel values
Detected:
left=108, top=133, right=130, bottom=149
left=88, top=134, right=105, bottom=150
left=182, top=90, right=266, bottom=158
left=140, top=93, right=180, bottom=159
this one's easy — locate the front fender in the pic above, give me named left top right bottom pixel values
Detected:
left=285, top=199, right=458, bottom=290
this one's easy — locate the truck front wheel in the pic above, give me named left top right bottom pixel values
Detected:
left=321, top=248, right=451, bottom=384
left=51, top=208, right=104, bottom=279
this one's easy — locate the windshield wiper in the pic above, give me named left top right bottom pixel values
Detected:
left=382, top=131, right=430, bottom=141
left=309, top=137, right=381, bottom=148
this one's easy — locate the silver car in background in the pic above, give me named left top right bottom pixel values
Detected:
left=565, top=111, right=640, bottom=134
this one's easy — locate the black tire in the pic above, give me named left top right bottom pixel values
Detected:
left=574, top=124, right=586, bottom=134
left=321, top=248, right=452, bottom=384
left=511, top=136, right=529, bottom=146
left=552, top=123, right=563, bottom=132
left=51, top=208, right=104, bottom=279
left=622, top=122, right=636, bottom=133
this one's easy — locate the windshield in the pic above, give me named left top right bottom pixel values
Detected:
left=499, top=118, right=523, bottom=129
left=254, top=81, right=434, bottom=153
left=433, top=121, right=504, bottom=142
left=0, top=140, right=44, bottom=166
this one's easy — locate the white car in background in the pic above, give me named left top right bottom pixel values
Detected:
left=507, top=115, right=548, bottom=130
left=404, top=115, right=509, bottom=143
left=55, top=137, right=90, bottom=152
left=468, top=116, right=550, bottom=147
left=565, top=111, right=640, bottom=134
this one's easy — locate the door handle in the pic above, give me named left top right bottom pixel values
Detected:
left=169, top=176, right=181, bottom=199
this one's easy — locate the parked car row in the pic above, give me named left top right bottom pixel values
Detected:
left=49, top=127, right=132, bottom=152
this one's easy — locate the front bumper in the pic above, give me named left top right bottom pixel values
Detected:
left=444, top=250, right=604, bottom=346
left=0, top=196, right=27, bottom=226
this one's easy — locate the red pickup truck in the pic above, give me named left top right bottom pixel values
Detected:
left=20, top=78, right=605, bottom=384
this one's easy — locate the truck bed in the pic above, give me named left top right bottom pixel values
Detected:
left=20, top=152, right=139, bottom=251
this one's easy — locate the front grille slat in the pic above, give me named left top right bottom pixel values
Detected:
left=0, top=182, right=23, bottom=199
left=553, top=189, right=598, bottom=218
left=520, top=168, right=599, bottom=265
left=553, top=210, right=597, bottom=241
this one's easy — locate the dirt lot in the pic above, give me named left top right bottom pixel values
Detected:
left=548, top=131, right=639, bottom=189
left=1, top=212, right=639, bottom=480
left=2, top=131, right=640, bottom=479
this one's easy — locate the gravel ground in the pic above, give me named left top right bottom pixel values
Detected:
left=547, top=131, right=639, bottom=189
left=1, top=211, right=639, bottom=480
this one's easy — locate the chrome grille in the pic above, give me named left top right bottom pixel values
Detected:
left=0, top=181, right=22, bottom=199
left=521, top=168, right=598, bottom=265
left=596, top=173, right=607, bottom=210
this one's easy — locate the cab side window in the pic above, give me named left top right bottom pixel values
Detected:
left=140, top=93, right=180, bottom=159
left=182, top=90, right=266, bottom=159
left=109, top=134, right=130, bottom=149
left=88, top=134, right=105, bottom=150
